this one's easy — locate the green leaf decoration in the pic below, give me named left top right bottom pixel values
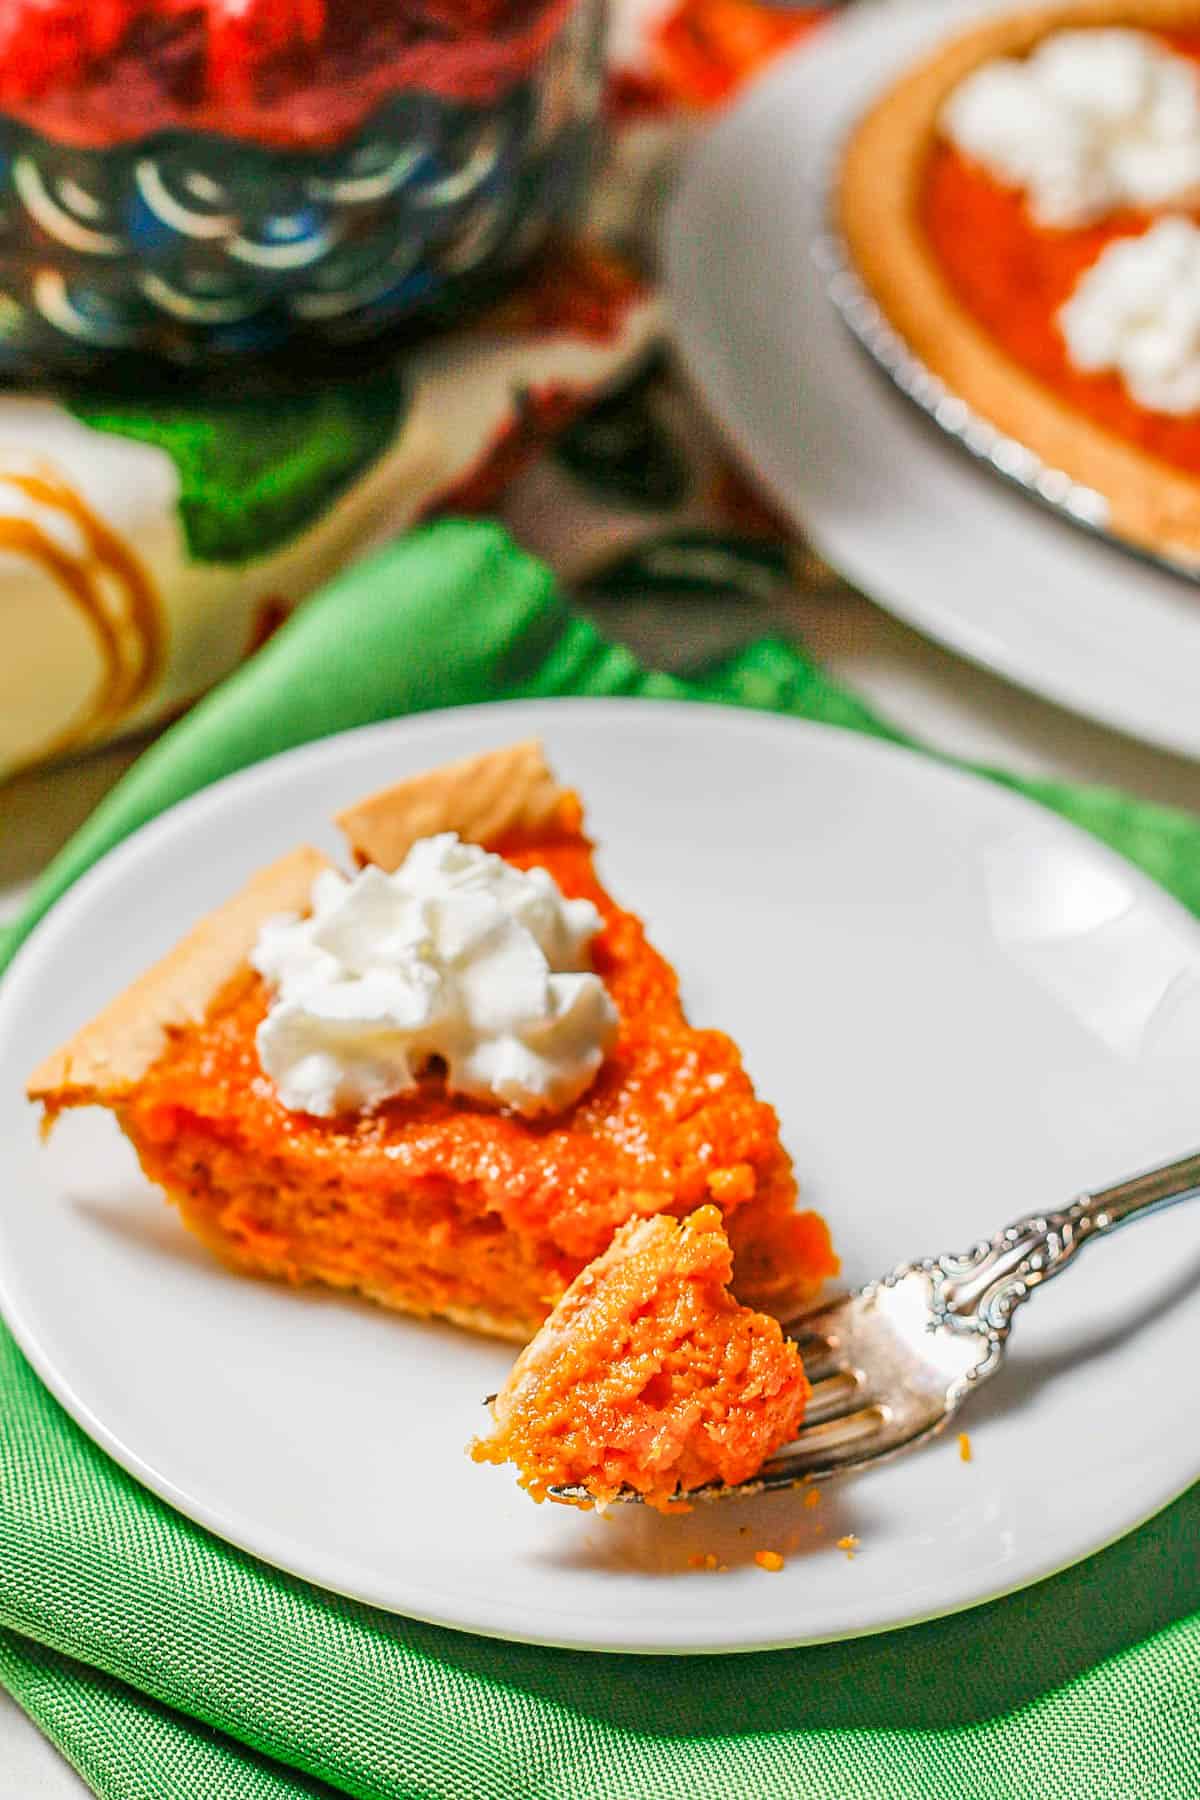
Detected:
left=69, top=374, right=408, bottom=565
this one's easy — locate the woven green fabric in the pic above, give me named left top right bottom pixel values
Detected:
left=69, top=377, right=407, bottom=564
left=0, top=1632, right=341, bottom=1800
left=1, top=520, right=1197, bottom=1800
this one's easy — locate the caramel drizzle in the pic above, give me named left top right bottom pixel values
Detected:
left=0, top=462, right=164, bottom=761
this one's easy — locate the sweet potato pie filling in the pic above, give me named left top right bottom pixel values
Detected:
left=114, top=827, right=836, bottom=1339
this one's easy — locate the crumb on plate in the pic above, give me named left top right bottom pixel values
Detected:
left=754, top=1549, right=785, bottom=1572
left=958, top=1431, right=973, bottom=1463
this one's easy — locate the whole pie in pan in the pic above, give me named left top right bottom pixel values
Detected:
left=29, top=742, right=837, bottom=1344
left=838, top=1, right=1200, bottom=564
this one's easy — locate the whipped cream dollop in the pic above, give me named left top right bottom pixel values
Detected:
left=941, top=29, right=1200, bottom=227
left=250, top=834, right=619, bottom=1118
left=1059, top=215, right=1200, bottom=412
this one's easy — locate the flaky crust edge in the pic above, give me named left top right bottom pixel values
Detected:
left=336, top=737, right=576, bottom=871
left=837, top=0, right=1200, bottom=564
left=26, top=845, right=334, bottom=1108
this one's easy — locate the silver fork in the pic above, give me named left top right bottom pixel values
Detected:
left=551, top=1149, right=1200, bottom=1504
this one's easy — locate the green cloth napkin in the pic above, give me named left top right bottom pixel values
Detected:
left=1, top=520, right=1197, bottom=1800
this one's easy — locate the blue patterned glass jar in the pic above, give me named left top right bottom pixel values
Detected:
left=0, top=0, right=605, bottom=377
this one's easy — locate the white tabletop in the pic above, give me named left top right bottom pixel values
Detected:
left=0, top=1689, right=90, bottom=1798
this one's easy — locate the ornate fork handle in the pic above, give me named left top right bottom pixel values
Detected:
left=905, top=1149, right=1200, bottom=1359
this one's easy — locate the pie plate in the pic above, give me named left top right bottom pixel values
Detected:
left=1, top=698, right=1198, bottom=1652
left=665, top=0, right=1200, bottom=763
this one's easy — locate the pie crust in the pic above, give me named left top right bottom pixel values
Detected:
left=337, top=738, right=575, bottom=871
left=837, top=0, right=1200, bottom=564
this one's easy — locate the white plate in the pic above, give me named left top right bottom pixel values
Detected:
left=665, top=0, right=1200, bottom=763
left=1, top=698, right=1198, bottom=1653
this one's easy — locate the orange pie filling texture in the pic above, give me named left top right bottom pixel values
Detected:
left=120, top=829, right=837, bottom=1338
left=471, top=1204, right=810, bottom=1511
left=921, top=29, right=1200, bottom=477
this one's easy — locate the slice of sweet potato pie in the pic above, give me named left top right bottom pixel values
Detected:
left=29, top=740, right=834, bottom=1496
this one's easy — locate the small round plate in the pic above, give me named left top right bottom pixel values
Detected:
left=665, top=0, right=1200, bottom=763
left=1, top=698, right=1199, bottom=1652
